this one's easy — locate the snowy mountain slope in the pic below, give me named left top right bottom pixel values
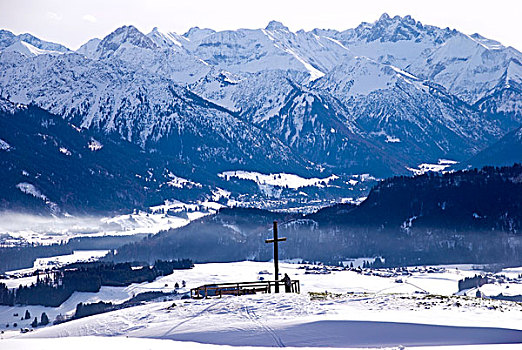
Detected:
left=191, top=67, right=409, bottom=175
left=189, top=69, right=307, bottom=120
left=185, top=21, right=351, bottom=81
left=312, top=56, right=400, bottom=98
left=0, top=29, right=70, bottom=53
left=472, top=68, right=522, bottom=126
left=3, top=40, right=65, bottom=57
left=259, top=88, right=409, bottom=175
left=191, top=55, right=507, bottom=175
left=0, top=53, right=310, bottom=175
left=15, top=33, right=70, bottom=53
left=191, top=28, right=319, bottom=79
left=82, top=25, right=211, bottom=84
left=262, top=21, right=352, bottom=75
left=105, top=43, right=211, bottom=84
left=146, top=27, right=190, bottom=51
left=0, top=99, right=310, bottom=215
left=0, top=30, right=69, bottom=58
left=0, top=95, right=365, bottom=215
left=0, top=99, right=311, bottom=216
left=318, top=14, right=522, bottom=123
left=407, top=32, right=522, bottom=109
left=312, top=56, right=508, bottom=165
left=185, top=16, right=520, bottom=171
left=0, top=14, right=521, bottom=212
left=322, top=14, right=456, bottom=69
left=76, top=38, right=101, bottom=57
left=0, top=100, right=215, bottom=214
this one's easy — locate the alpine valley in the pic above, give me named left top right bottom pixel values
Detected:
left=2, top=11, right=522, bottom=349
left=0, top=13, right=521, bottom=217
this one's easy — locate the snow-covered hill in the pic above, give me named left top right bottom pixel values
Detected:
left=1, top=261, right=522, bottom=349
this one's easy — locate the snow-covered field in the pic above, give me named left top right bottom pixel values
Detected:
left=407, top=159, right=458, bottom=175
left=219, top=171, right=340, bottom=190
left=1, top=261, right=521, bottom=349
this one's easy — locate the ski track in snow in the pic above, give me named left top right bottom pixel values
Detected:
left=242, top=303, right=286, bottom=347
left=161, top=298, right=225, bottom=336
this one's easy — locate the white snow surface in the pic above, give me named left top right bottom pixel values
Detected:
left=407, top=159, right=458, bottom=175
left=58, top=147, right=71, bottom=156
left=0, top=138, right=11, bottom=150
left=15, top=183, right=47, bottom=201
left=3, top=40, right=64, bottom=57
left=219, top=171, right=339, bottom=190
left=87, top=139, right=103, bottom=151
left=164, top=172, right=202, bottom=189
left=1, top=261, right=521, bottom=349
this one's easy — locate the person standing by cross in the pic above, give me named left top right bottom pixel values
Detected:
left=282, top=273, right=292, bottom=293
left=265, top=221, right=286, bottom=293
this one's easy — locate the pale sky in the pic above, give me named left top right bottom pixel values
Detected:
left=0, top=0, right=521, bottom=51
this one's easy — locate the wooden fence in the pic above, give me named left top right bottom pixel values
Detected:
left=190, top=280, right=300, bottom=298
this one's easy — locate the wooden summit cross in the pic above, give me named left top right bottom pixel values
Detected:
left=190, top=221, right=300, bottom=298
left=265, top=221, right=286, bottom=293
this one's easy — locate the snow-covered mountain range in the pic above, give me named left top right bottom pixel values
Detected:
left=0, top=14, right=521, bottom=213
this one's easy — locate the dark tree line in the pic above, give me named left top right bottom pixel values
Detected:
left=458, top=275, right=490, bottom=291
left=75, top=301, right=113, bottom=319
left=0, top=259, right=192, bottom=307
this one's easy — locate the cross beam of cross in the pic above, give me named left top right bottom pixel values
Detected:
left=265, top=221, right=286, bottom=293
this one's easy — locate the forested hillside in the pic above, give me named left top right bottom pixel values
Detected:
left=110, top=164, right=522, bottom=266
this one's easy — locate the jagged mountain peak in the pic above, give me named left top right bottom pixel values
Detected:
left=0, top=30, right=17, bottom=50
left=265, top=20, right=289, bottom=32
left=374, top=13, right=420, bottom=28
left=350, top=12, right=455, bottom=44
left=378, top=13, right=391, bottom=21
left=95, top=25, right=157, bottom=59
left=404, top=29, right=522, bottom=105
